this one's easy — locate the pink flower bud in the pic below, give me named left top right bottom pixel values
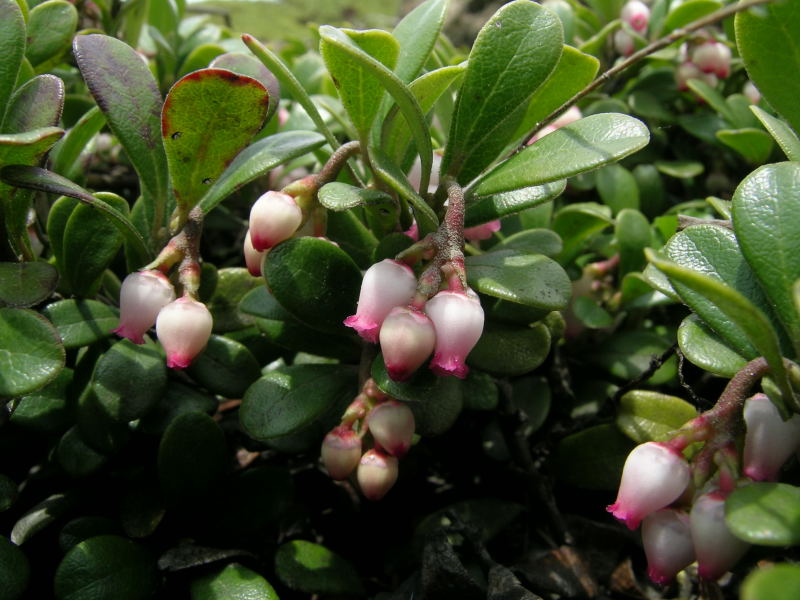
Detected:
left=463, top=220, right=501, bottom=242
left=367, top=400, right=415, bottom=457
left=424, top=289, right=484, bottom=379
left=614, top=29, right=634, bottom=57
left=743, top=80, right=761, bottom=104
left=691, top=41, right=731, bottom=78
left=528, top=124, right=557, bottom=144
left=357, top=448, right=399, bottom=501
left=551, top=105, right=583, bottom=129
left=344, top=260, right=418, bottom=343
left=743, top=394, right=800, bottom=481
left=675, top=61, right=703, bottom=91
left=243, top=229, right=266, bottom=277
left=642, top=509, right=695, bottom=585
left=321, top=426, right=362, bottom=480
left=607, top=442, right=690, bottom=530
left=155, top=297, right=213, bottom=369
left=113, top=270, right=176, bottom=344
left=379, top=307, right=436, bottom=381
left=690, top=491, right=750, bottom=580
left=621, top=0, right=650, bottom=33
left=248, top=190, right=302, bottom=251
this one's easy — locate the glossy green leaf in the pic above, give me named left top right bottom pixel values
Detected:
left=592, top=330, right=676, bottom=385
left=555, top=424, right=635, bottom=490
left=473, top=114, right=650, bottom=196
left=686, top=78, right=737, bottom=125
left=741, top=564, right=800, bottom=600
left=616, top=390, right=696, bottom=444
left=370, top=148, right=438, bottom=234
left=318, top=181, right=395, bottom=212
left=717, top=128, right=774, bottom=164
left=572, top=296, right=613, bottom=329
left=468, top=320, right=551, bottom=376
left=275, top=540, right=364, bottom=596
left=0, top=307, right=64, bottom=397
left=56, top=426, right=108, bottom=478
left=465, top=180, right=565, bottom=227
left=191, top=563, right=278, bottom=600
left=392, top=0, right=448, bottom=83
left=616, top=208, right=649, bottom=277
left=751, top=106, right=800, bottom=161
left=597, top=164, right=639, bottom=215
left=177, top=43, right=226, bottom=78
left=73, top=34, right=169, bottom=233
left=162, top=68, right=269, bottom=224
left=3, top=74, right=64, bottom=134
left=92, top=339, right=167, bottom=423
left=54, top=535, right=158, bottom=600
left=442, top=0, right=563, bottom=184
left=661, top=0, right=721, bottom=34
left=462, top=370, right=499, bottom=411
left=0, top=535, right=29, bottom=600
left=158, top=413, right=226, bottom=504
left=493, top=229, right=562, bottom=257
left=58, top=517, right=120, bottom=554
left=0, top=262, right=58, bottom=307
left=655, top=159, right=704, bottom=179
left=732, top=162, right=800, bottom=353
left=726, top=483, right=800, bottom=546
left=206, top=267, right=261, bottom=333
left=42, top=299, right=118, bottom=349
left=736, top=1, right=800, bottom=135
left=198, top=130, right=325, bottom=214
left=371, top=352, right=462, bottom=413
left=240, top=365, right=356, bottom=440
left=465, top=251, right=571, bottom=310
left=552, top=202, right=613, bottom=264
left=210, top=52, right=280, bottom=121
left=50, top=106, right=106, bottom=177
left=11, top=493, right=74, bottom=545
left=138, top=381, right=216, bottom=436
left=25, top=0, right=77, bottom=67
left=678, top=314, right=747, bottom=378
left=12, top=367, right=71, bottom=433
left=0, top=0, right=25, bottom=131
left=186, top=335, right=260, bottom=398
left=0, top=128, right=63, bottom=170
left=264, top=237, right=362, bottom=333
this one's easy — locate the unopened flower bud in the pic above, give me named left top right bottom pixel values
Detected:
left=607, top=442, right=690, bottom=530
left=743, top=80, right=761, bottom=104
left=743, top=394, right=800, bottom=481
left=156, top=297, right=213, bottom=369
left=642, top=509, right=695, bottom=585
left=113, top=270, right=176, bottom=344
left=690, top=491, right=750, bottom=580
left=675, top=61, right=703, bottom=91
left=379, top=307, right=436, bottom=381
left=463, top=220, right=501, bottom=242
left=528, top=124, right=557, bottom=144
left=344, top=259, right=417, bottom=343
left=367, top=400, right=415, bottom=457
left=357, top=448, right=399, bottom=501
left=551, top=105, right=583, bottom=129
left=321, top=426, right=362, bottom=480
left=249, top=190, right=302, bottom=251
left=691, top=41, right=731, bottom=78
left=243, top=229, right=266, bottom=277
left=614, top=29, right=634, bottom=57
left=424, top=289, right=484, bottom=379
left=621, top=0, right=650, bottom=33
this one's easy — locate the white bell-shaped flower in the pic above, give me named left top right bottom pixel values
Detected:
left=379, top=306, right=436, bottom=381
left=155, top=297, right=213, bottom=369
left=113, top=270, right=176, bottom=344
left=357, top=448, right=399, bottom=501
left=691, top=41, right=732, bottom=79
left=243, top=229, right=267, bottom=277
left=424, top=288, right=484, bottom=379
left=690, top=491, right=750, bottom=580
left=321, top=426, right=362, bottom=480
left=642, top=509, right=695, bottom=585
left=621, top=0, right=650, bottom=33
left=743, top=394, right=800, bottom=481
left=367, top=400, right=415, bottom=458
left=248, top=190, right=302, bottom=251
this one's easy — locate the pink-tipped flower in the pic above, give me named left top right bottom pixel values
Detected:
left=607, top=442, right=690, bottom=530
left=691, top=41, right=731, bottom=78
left=379, top=307, right=436, bottom=381
left=243, top=229, right=267, bottom=277
left=675, top=61, right=704, bottom=91
left=248, top=190, right=302, bottom=251
left=321, top=426, right=362, bottom=480
left=614, top=29, right=635, bottom=57
left=367, top=400, right=415, bottom=457
left=743, top=394, right=800, bottom=481
left=357, top=448, right=399, bottom=501
left=621, top=0, right=650, bottom=33
left=155, top=297, right=213, bottom=369
left=344, top=259, right=418, bottom=344
left=424, top=289, right=484, bottom=379
left=690, top=491, right=750, bottom=580
left=743, top=80, right=761, bottom=104
left=113, top=270, right=176, bottom=344
left=463, top=220, right=501, bottom=242
left=642, top=509, right=695, bottom=585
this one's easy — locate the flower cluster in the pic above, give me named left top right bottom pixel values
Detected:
left=242, top=189, right=304, bottom=276
left=613, top=0, right=650, bottom=57
left=320, top=380, right=415, bottom=500
left=675, top=35, right=732, bottom=91
left=344, top=259, right=484, bottom=380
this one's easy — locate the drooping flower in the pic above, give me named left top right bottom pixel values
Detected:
left=321, top=426, right=362, bottom=480
left=614, top=29, right=634, bottom=57
left=690, top=490, right=750, bottom=580
left=248, top=190, right=302, bottom=251
left=642, top=509, right=695, bottom=585
left=344, top=259, right=418, bottom=343
left=367, top=400, right=415, bottom=457
left=155, top=296, right=213, bottom=369
left=424, top=288, right=484, bottom=379
left=607, top=442, right=690, bottom=530
left=243, top=229, right=266, bottom=277
left=691, top=41, right=731, bottom=79
left=743, top=394, right=800, bottom=481
left=113, top=270, right=176, bottom=344
left=379, top=306, right=436, bottom=381
left=357, top=448, right=399, bottom=501
left=621, top=0, right=650, bottom=33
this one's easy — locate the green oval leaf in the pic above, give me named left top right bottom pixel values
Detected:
left=552, top=202, right=613, bottom=264
left=661, top=0, right=721, bottom=34
left=677, top=314, right=747, bottom=378
left=597, top=164, right=639, bottom=215
left=25, top=0, right=77, bottom=67
left=717, top=128, right=774, bottom=164
left=615, top=208, right=649, bottom=277
left=274, top=540, right=364, bottom=596
left=186, top=335, right=260, bottom=398
left=392, top=0, right=448, bottom=83
left=318, top=181, right=395, bottom=212
left=750, top=106, right=800, bottom=162
left=742, top=564, right=800, bottom=600
left=468, top=320, right=551, bottom=376
left=0, top=535, right=29, bottom=600
left=50, top=106, right=106, bottom=178
left=0, top=261, right=58, bottom=308
left=42, top=299, right=118, bottom=349
left=473, top=113, right=650, bottom=196
left=4, top=74, right=64, bottom=134
left=555, top=424, right=635, bottom=491
left=56, top=426, right=108, bottom=478
left=210, top=52, right=280, bottom=121
left=726, top=483, right=800, bottom=546
left=12, top=367, right=71, bottom=433
left=465, top=181, right=565, bottom=227
left=0, top=307, right=64, bottom=397
left=0, top=0, right=25, bottom=131
left=191, top=563, right=278, bottom=600
left=616, top=390, right=697, bottom=444
left=592, top=329, right=676, bottom=385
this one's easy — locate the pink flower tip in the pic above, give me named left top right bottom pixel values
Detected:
left=249, top=190, right=303, bottom=251
left=429, top=353, right=470, bottom=379
left=112, top=325, right=145, bottom=345
left=156, top=297, right=213, bottom=370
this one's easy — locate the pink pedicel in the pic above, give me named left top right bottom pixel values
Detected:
left=248, top=190, right=303, bottom=251
left=344, top=259, right=418, bottom=344
left=691, top=41, right=731, bottom=79
left=155, top=297, right=213, bottom=369
left=607, top=441, right=690, bottom=530
left=379, top=306, right=436, bottom=381
left=357, top=448, right=399, bottom=501
left=243, top=229, right=266, bottom=277
left=321, top=426, right=362, bottom=480
left=642, top=509, right=695, bottom=586
left=743, top=393, right=800, bottom=481
left=424, top=288, right=484, bottom=379
left=463, top=220, right=501, bottom=242
left=367, top=400, right=416, bottom=458
left=621, top=0, right=650, bottom=33
left=690, top=491, right=750, bottom=580
left=113, top=270, right=176, bottom=344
